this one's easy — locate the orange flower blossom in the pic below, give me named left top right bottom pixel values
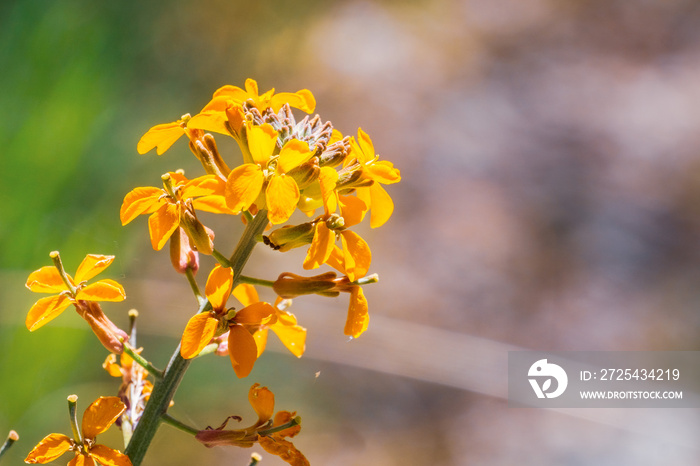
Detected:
left=346, top=128, right=401, bottom=228
left=25, top=396, right=131, bottom=466
left=25, top=252, right=128, bottom=353
left=120, top=171, right=230, bottom=253
left=273, top=271, right=370, bottom=338
left=180, top=265, right=294, bottom=378
left=301, top=166, right=372, bottom=281
left=195, top=383, right=308, bottom=466
left=224, top=123, right=316, bottom=224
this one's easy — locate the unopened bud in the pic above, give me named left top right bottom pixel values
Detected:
left=170, top=227, right=200, bottom=274
left=263, top=223, right=315, bottom=252
left=273, top=272, right=340, bottom=299
left=318, top=138, right=350, bottom=167
left=287, top=159, right=320, bottom=189
left=180, top=201, right=215, bottom=255
left=335, top=163, right=374, bottom=190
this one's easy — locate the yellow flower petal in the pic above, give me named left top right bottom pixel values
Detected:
left=258, top=435, right=310, bottom=466
left=234, top=302, right=276, bottom=325
left=270, top=312, right=306, bottom=358
left=228, top=324, right=259, bottom=378
left=277, top=140, right=313, bottom=174
left=344, top=286, right=369, bottom=338
left=205, top=265, right=234, bottom=311
left=366, top=160, right=401, bottom=184
left=120, top=187, right=163, bottom=225
left=340, top=230, right=371, bottom=281
left=338, top=195, right=367, bottom=228
left=180, top=175, right=226, bottom=198
left=248, top=383, right=275, bottom=424
left=76, top=279, right=126, bottom=302
left=74, top=255, right=115, bottom=284
left=137, top=121, right=185, bottom=155
left=253, top=328, right=268, bottom=358
left=148, top=203, right=180, bottom=251
left=26, top=294, right=72, bottom=331
left=303, top=223, right=334, bottom=270
left=232, top=283, right=259, bottom=308
left=266, top=175, right=299, bottom=224
left=68, top=454, right=93, bottom=466
left=318, top=167, right=338, bottom=215
left=25, top=266, right=69, bottom=293
left=88, top=444, right=132, bottom=466
left=247, top=124, right=278, bottom=165
left=367, top=183, right=394, bottom=228
left=270, top=89, right=316, bottom=113
left=213, top=84, right=249, bottom=101
left=225, top=164, right=265, bottom=213
left=102, top=354, right=122, bottom=378
left=187, top=96, right=233, bottom=135
left=24, top=433, right=72, bottom=464
left=181, top=312, right=220, bottom=359
left=356, top=128, right=375, bottom=160
left=192, top=195, right=234, bottom=214
left=82, top=396, right=126, bottom=440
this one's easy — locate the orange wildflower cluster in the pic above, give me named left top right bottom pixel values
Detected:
left=130, top=78, right=400, bottom=342
left=22, top=79, right=399, bottom=466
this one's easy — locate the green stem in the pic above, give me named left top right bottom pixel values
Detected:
left=0, top=431, right=19, bottom=460
left=212, top=249, right=232, bottom=268
left=124, top=210, right=269, bottom=466
left=238, top=275, right=275, bottom=288
left=351, top=273, right=379, bottom=286
left=122, top=343, right=163, bottom=379
left=67, top=395, right=82, bottom=446
left=258, top=416, right=301, bottom=436
left=50, top=251, right=77, bottom=296
left=161, top=413, right=199, bottom=437
left=229, top=210, right=270, bottom=288
left=184, top=268, right=205, bottom=305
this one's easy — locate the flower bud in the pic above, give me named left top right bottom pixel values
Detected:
left=286, top=159, right=320, bottom=189
left=169, top=227, right=200, bottom=274
left=273, top=272, right=340, bottom=299
left=335, top=162, right=374, bottom=190
left=263, top=223, right=315, bottom=252
left=180, top=200, right=215, bottom=255
left=318, top=138, right=350, bottom=167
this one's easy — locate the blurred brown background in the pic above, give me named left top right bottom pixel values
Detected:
left=2, top=0, right=700, bottom=464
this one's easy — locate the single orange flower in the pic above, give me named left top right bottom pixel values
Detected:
left=347, top=128, right=401, bottom=228
left=25, top=252, right=128, bottom=353
left=136, top=113, right=204, bottom=155
left=25, top=396, right=131, bottom=466
left=273, top=271, right=370, bottom=338
left=224, top=124, right=315, bottom=224
left=213, top=78, right=315, bottom=114
left=195, top=383, right=308, bottom=466
left=232, top=284, right=306, bottom=359
left=301, top=168, right=372, bottom=280
left=120, top=171, right=230, bottom=252
left=180, top=266, right=277, bottom=378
